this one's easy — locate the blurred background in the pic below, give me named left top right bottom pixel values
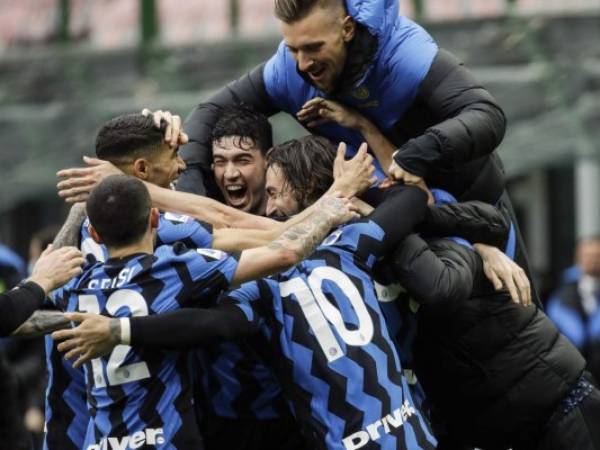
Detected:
left=0, top=0, right=599, bottom=444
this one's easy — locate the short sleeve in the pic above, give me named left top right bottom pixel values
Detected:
left=221, top=280, right=263, bottom=329
left=185, top=248, right=240, bottom=301
left=157, top=212, right=214, bottom=249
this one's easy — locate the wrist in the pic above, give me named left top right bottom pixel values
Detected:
left=108, top=318, right=129, bottom=345
left=355, top=115, right=372, bottom=135
left=26, top=275, right=54, bottom=295
left=120, top=318, right=131, bottom=345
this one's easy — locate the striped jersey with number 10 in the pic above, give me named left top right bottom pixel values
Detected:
left=224, top=220, right=437, bottom=450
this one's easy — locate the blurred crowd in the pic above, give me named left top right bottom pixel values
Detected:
left=0, top=227, right=57, bottom=449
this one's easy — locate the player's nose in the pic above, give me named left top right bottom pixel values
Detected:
left=266, top=198, right=278, bottom=217
left=224, top=162, right=240, bottom=179
left=297, top=52, right=313, bottom=73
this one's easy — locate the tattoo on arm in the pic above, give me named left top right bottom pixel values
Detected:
left=53, top=203, right=87, bottom=249
left=268, top=197, right=344, bottom=260
left=11, top=310, right=70, bottom=337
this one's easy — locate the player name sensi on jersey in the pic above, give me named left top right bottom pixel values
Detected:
left=86, top=427, right=165, bottom=450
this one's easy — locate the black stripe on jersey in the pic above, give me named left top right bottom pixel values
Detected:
left=135, top=255, right=165, bottom=311
left=45, top=344, right=80, bottom=450
left=353, top=230, right=387, bottom=266
left=248, top=282, right=325, bottom=449
left=137, top=361, right=167, bottom=431
left=171, top=354, right=205, bottom=449
left=231, top=340, right=269, bottom=416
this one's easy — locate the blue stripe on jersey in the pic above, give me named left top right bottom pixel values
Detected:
left=45, top=212, right=213, bottom=448
left=52, top=245, right=238, bottom=449
left=226, top=221, right=437, bottom=450
left=82, top=212, right=285, bottom=422
left=43, top=335, right=88, bottom=450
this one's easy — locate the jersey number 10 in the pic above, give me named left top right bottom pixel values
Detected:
left=280, top=267, right=374, bottom=363
left=78, top=290, right=151, bottom=388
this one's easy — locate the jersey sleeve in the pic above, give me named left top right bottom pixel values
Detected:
left=220, top=280, right=264, bottom=329
left=355, top=185, right=428, bottom=264
left=157, top=212, right=214, bottom=249
left=182, top=247, right=240, bottom=305
left=129, top=303, right=259, bottom=349
left=0, top=281, right=47, bottom=336
left=79, top=218, right=108, bottom=264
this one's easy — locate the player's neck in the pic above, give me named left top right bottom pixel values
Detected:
left=107, top=234, right=154, bottom=259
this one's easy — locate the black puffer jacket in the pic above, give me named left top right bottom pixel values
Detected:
left=393, top=207, right=585, bottom=449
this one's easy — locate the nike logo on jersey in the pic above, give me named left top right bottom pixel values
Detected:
left=86, top=427, right=165, bottom=450
left=342, top=401, right=416, bottom=450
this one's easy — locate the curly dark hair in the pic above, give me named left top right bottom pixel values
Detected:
left=211, top=104, right=272, bottom=155
left=266, top=135, right=336, bottom=209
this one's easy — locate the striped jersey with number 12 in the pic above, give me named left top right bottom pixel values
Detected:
left=49, top=243, right=238, bottom=450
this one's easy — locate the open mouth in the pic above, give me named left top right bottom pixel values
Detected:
left=225, top=184, right=248, bottom=207
left=309, top=66, right=326, bottom=81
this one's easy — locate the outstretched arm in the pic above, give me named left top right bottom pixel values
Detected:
left=52, top=304, right=257, bottom=367
left=232, top=196, right=358, bottom=286
left=7, top=246, right=84, bottom=337
left=421, top=201, right=510, bottom=249
left=52, top=203, right=87, bottom=249
left=391, top=235, right=477, bottom=306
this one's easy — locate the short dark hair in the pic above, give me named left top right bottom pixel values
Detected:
left=95, top=113, right=165, bottom=163
left=267, top=136, right=336, bottom=209
left=274, top=0, right=341, bottom=23
left=86, top=175, right=152, bottom=248
left=211, top=104, right=272, bottom=155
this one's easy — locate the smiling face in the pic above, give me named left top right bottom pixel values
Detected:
left=118, top=141, right=186, bottom=189
left=281, top=4, right=355, bottom=93
left=265, top=164, right=301, bottom=218
left=146, top=142, right=186, bottom=189
left=212, top=136, right=267, bottom=214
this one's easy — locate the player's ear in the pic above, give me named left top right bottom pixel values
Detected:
left=89, top=224, right=103, bottom=244
left=132, top=158, right=150, bottom=181
left=149, top=208, right=160, bottom=229
left=341, top=15, right=356, bottom=43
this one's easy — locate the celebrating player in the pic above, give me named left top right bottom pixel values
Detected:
left=48, top=174, right=356, bottom=449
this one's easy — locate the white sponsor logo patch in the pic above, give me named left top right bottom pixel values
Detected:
left=342, top=401, right=416, bottom=450
left=163, top=212, right=191, bottom=223
left=196, top=248, right=226, bottom=260
left=86, top=427, right=165, bottom=450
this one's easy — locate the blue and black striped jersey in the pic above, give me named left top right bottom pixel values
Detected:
left=194, top=337, right=289, bottom=420
left=50, top=244, right=238, bottom=449
left=224, top=220, right=437, bottom=450
left=42, top=211, right=214, bottom=450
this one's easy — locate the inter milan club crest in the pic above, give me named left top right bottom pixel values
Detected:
left=351, top=86, right=370, bottom=100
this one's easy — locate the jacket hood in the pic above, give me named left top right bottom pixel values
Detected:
left=345, top=0, right=399, bottom=45
left=335, top=0, right=404, bottom=92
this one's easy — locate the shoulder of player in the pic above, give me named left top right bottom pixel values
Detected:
left=316, top=221, right=384, bottom=250
left=153, top=243, right=231, bottom=264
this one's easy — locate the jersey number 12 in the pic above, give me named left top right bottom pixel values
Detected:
left=78, top=290, right=151, bottom=388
